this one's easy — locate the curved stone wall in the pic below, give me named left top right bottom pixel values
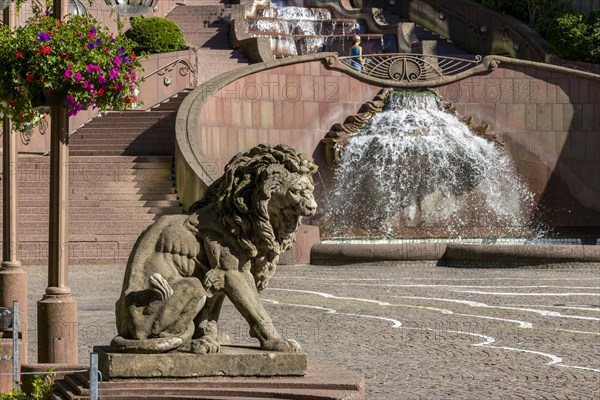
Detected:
left=432, top=59, right=600, bottom=232
left=176, top=54, right=600, bottom=235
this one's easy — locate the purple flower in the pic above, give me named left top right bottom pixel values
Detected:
left=98, top=73, right=106, bottom=85
left=87, top=42, right=95, bottom=50
left=64, top=69, right=73, bottom=79
left=75, top=71, right=82, bottom=83
left=66, top=94, right=77, bottom=107
left=113, top=56, right=121, bottom=67
left=95, top=38, right=102, bottom=46
left=90, top=27, right=97, bottom=35
left=109, top=68, right=119, bottom=79
left=117, top=46, right=124, bottom=54
left=67, top=102, right=84, bottom=117
left=85, top=64, right=102, bottom=73
left=37, top=32, right=50, bottom=42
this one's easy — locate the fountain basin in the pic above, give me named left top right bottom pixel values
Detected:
left=311, top=241, right=600, bottom=267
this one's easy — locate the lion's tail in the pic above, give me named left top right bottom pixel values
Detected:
left=110, top=322, right=194, bottom=354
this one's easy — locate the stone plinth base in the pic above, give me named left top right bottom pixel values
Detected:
left=95, top=345, right=308, bottom=379
left=0, top=334, right=25, bottom=393
left=52, top=363, right=365, bottom=400
left=37, top=294, right=78, bottom=364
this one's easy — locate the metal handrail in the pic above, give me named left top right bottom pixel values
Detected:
left=338, top=53, right=482, bottom=83
left=142, top=57, right=197, bottom=81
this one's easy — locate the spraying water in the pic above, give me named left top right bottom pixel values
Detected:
left=325, top=90, right=539, bottom=238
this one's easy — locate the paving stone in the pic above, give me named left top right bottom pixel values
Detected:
left=22, top=262, right=600, bottom=399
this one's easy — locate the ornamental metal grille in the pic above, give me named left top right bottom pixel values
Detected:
left=339, top=53, right=482, bottom=82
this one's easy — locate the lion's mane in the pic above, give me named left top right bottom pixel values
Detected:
left=189, top=144, right=317, bottom=289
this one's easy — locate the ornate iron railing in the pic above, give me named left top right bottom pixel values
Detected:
left=142, top=57, right=197, bottom=87
left=338, top=53, right=482, bottom=82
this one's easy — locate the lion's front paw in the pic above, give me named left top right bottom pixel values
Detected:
left=190, top=336, right=220, bottom=354
left=262, top=338, right=302, bottom=352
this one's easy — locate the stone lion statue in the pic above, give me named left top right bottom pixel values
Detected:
left=110, top=144, right=317, bottom=354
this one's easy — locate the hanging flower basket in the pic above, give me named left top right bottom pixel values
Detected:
left=0, top=15, right=142, bottom=131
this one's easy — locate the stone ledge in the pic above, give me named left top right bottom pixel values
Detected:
left=95, top=345, right=307, bottom=379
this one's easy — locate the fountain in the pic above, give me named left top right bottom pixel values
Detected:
left=321, top=89, right=540, bottom=240
left=245, top=0, right=395, bottom=57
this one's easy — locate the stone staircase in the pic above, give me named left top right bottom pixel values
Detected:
left=377, top=7, right=471, bottom=57
left=69, top=90, right=190, bottom=156
left=166, top=1, right=251, bottom=84
left=0, top=92, right=190, bottom=265
left=411, top=24, right=471, bottom=58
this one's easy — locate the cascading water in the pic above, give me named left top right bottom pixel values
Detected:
left=247, top=0, right=361, bottom=56
left=324, top=90, right=539, bottom=239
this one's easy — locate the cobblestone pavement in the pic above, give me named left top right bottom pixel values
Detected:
left=23, top=262, right=600, bottom=399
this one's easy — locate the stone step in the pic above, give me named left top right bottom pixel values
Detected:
left=16, top=223, right=154, bottom=233
left=68, top=139, right=175, bottom=147
left=68, top=149, right=175, bottom=157
left=14, top=233, right=153, bottom=242
left=74, top=124, right=176, bottom=133
left=14, top=170, right=173, bottom=182
left=19, top=227, right=154, bottom=236
left=16, top=206, right=182, bottom=215
left=50, top=365, right=365, bottom=399
left=9, top=156, right=175, bottom=164
left=93, top=109, right=177, bottom=116
left=11, top=201, right=180, bottom=211
left=69, top=186, right=177, bottom=194
left=0, top=213, right=164, bottom=222
left=78, top=114, right=176, bottom=124
left=16, top=181, right=175, bottom=190
left=1, top=192, right=179, bottom=201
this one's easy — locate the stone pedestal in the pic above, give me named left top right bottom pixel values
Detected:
left=95, top=345, right=307, bottom=379
left=54, top=362, right=365, bottom=400
left=0, top=267, right=27, bottom=361
left=0, top=333, right=25, bottom=393
left=37, top=294, right=78, bottom=363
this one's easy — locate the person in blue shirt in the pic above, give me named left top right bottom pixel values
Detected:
left=350, top=35, right=363, bottom=72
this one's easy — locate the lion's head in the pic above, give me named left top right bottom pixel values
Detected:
left=189, top=144, right=318, bottom=289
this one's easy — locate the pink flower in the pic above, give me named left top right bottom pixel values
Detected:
left=109, top=68, right=119, bottom=79
left=98, top=73, right=107, bottom=84
left=75, top=71, right=82, bottom=83
left=64, top=69, right=73, bottom=79
left=113, top=56, right=121, bottom=67
left=85, top=64, right=101, bottom=73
